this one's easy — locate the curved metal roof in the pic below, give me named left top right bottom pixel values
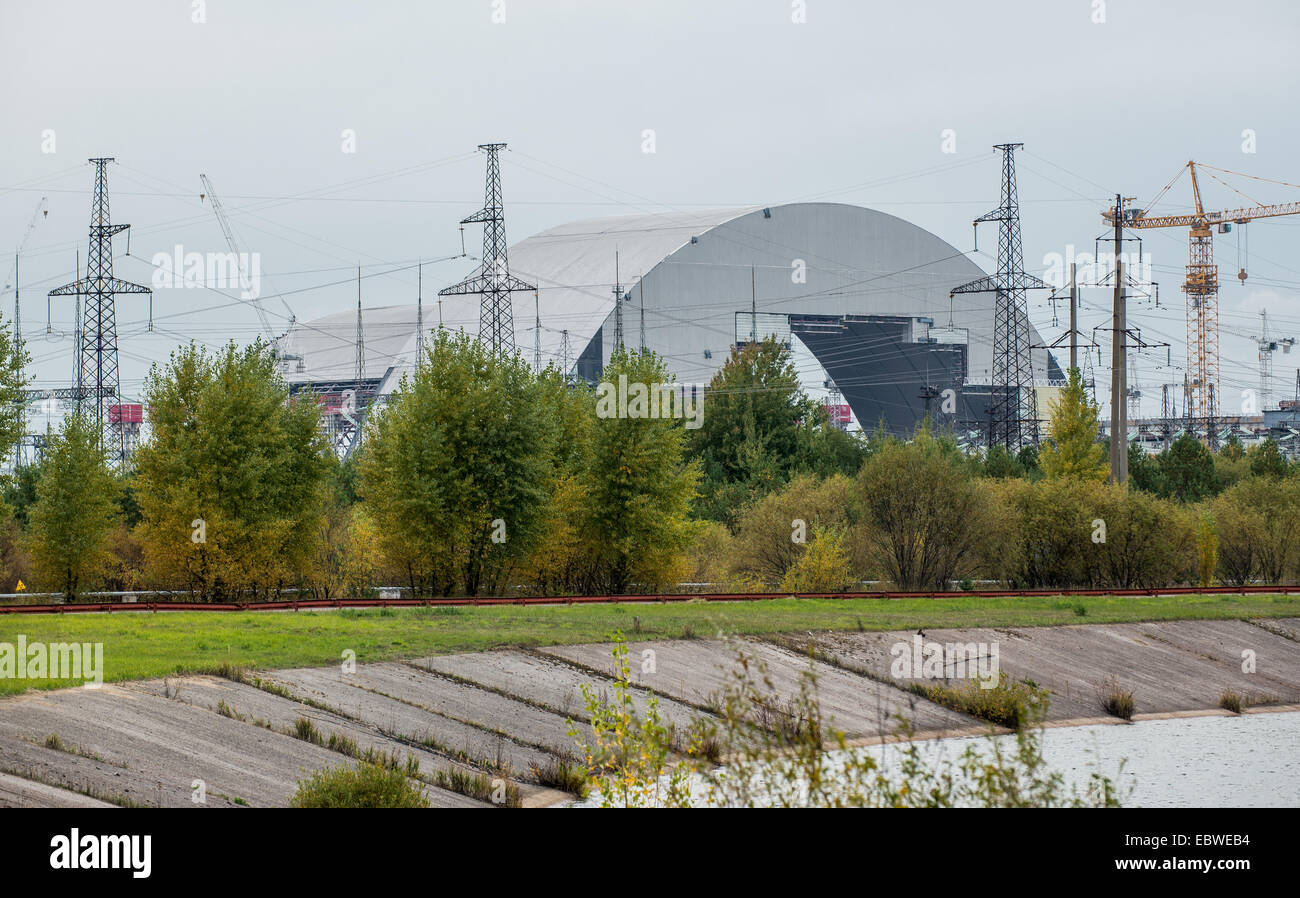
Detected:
left=282, top=202, right=1056, bottom=398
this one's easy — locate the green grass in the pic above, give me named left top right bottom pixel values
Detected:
left=0, top=593, right=1295, bottom=695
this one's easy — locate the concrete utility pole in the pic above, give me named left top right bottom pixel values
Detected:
left=416, top=262, right=423, bottom=371
left=1068, top=262, right=1078, bottom=372
left=1109, top=255, right=1127, bottom=485
left=750, top=265, right=758, bottom=344
left=612, top=251, right=623, bottom=351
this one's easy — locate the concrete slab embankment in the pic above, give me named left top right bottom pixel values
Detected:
left=262, top=664, right=566, bottom=773
left=780, top=619, right=1300, bottom=720
left=0, top=682, right=486, bottom=808
left=127, top=676, right=494, bottom=791
left=541, top=638, right=979, bottom=737
left=1, top=618, right=1296, bottom=807
left=414, top=649, right=709, bottom=733
left=0, top=771, right=116, bottom=808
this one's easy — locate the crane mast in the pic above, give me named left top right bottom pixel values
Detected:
left=199, top=173, right=277, bottom=349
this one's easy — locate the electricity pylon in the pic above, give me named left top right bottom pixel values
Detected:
left=439, top=144, right=534, bottom=357
left=47, top=158, right=152, bottom=465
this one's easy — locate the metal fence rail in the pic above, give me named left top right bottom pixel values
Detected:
left=2, top=585, right=1298, bottom=615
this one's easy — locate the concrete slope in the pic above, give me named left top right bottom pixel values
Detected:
left=261, top=665, right=567, bottom=773
left=0, top=683, right=486, bottom=808
left=542, top=638, right=979, bottom=737
left=0, top=771, right=116, bottom=808
left=127, top=676, right=503, bottom=789
left=783, top=620, right=1300, bottom=720
left=414, top=649, right=708, bottom=733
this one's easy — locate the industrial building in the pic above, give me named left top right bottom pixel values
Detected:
left=280, top=202, right=1066, bottom=449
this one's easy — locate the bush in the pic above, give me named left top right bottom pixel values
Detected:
left=985, top=477, right=1091, bottom=588
left=1213, top=477, right=1300, bottom=585
left=290, top=761, right=430, bottom=808
left=779, top=525, right=854, bottom=593
left=1098, top=675, right=1135, bottom=720
left=1090, top=486, right=1196, bottom=589
left=988, top=478, right=1194, bottom=589
left=1218, top=688, right=1244, bottom=714
left=914, top=673, right=1048, bottom=730
left=856, top=428, right=987, bottom=590
left=731, top=473, right=856, bottom=589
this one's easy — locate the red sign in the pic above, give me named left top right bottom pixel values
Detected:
left=108, top=403, right=143, bottom=424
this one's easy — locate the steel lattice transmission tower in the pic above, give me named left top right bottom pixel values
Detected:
left=951, top=143, right=1048, bottom=450
left=47, top=158, right=151, bottom=464
left=439, top=144, right=534, bottom=357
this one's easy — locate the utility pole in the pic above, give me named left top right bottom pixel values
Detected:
left=750, top=265, right=758, bottom=344
left=13, top=254, right=23, bottom=468
left=13, top=254, right=20, bottom=354
left=1161, top=383, right=1174, bottom=451
left=1035, top=261, right=1091, bottom=386
left=416, top=262, right=423, bottom=371
left=612, top=251, right=623, bottom=352
left=439, top=143, right=534, bottom=357
left=355, top=266, right=365, bottom=394
left=1068, top=262, right=1078, bottom=372
left=1109, top=254, right=1127, bottom=485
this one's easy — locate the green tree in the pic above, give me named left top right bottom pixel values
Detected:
left=134, top=341, right=330, bottom=599
left=981, top=444, right=1024, bottom=479
left=1016, top=443, right=1041, bottom=480
left=690, top=337, right=828, bottom=525
left=0, top=314, right=29, bottom=460
left=1248, top=437, right=1288, bottom=478
left=582, top=348, right=700, bottom=593
left=360, top=330, right=559, bottom=596
left=25, top=413, right=119, bottom=599
left=2, top=462, right=43, bottom=527
left=1128, top=441, right=1165, bottom=495
left=1038, top=368, right=1106, bottom=481
left=1160, top=433, right=1217, bottom=503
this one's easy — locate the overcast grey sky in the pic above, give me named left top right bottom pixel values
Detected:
left=3, top=0, right=1299, bottom=418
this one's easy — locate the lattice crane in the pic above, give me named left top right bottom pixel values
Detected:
left=199, top=173, right=296, bottom=350
left=1103, top=161, right=1300, bottom=424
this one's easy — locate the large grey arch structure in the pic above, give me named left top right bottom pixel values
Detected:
left=506, top=202, right=1062, bottom=435
left=284, top=202, right=1064, bottom=440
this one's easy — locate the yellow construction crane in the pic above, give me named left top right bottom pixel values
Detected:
left=1103, top=161, right=1300, bottom=425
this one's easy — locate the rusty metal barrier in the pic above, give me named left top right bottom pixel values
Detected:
left=1, top=584, right=1298, bottom=615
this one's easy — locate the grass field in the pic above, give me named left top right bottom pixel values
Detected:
left=0, top=592, right=1297, bottom=695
